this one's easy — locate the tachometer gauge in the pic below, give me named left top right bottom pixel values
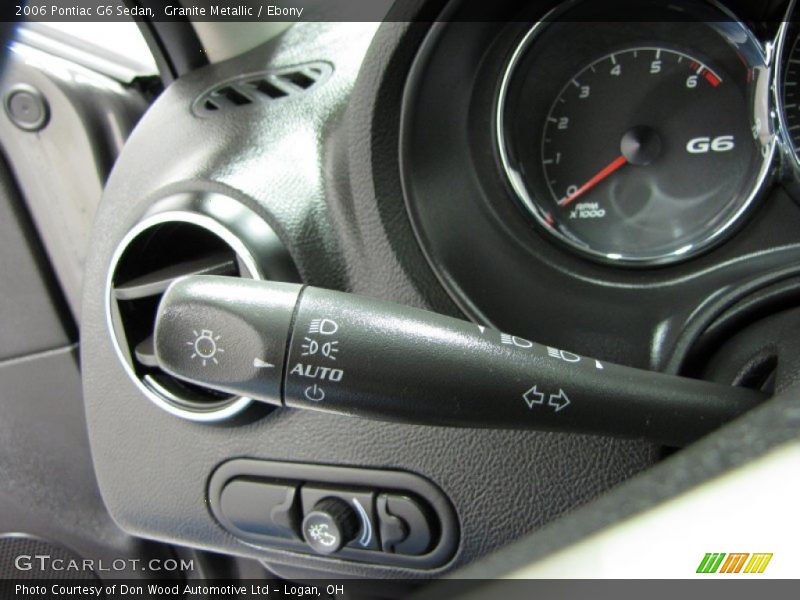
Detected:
left=777, top=10, right=800, bottom=182
left=780, top=31, right=800, bottom=149
left=497, top=1, right=774, bottom=266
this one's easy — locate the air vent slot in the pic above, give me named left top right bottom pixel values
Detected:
left=220, top=86, right=253, bottom=106
left=249, top=79, right=288, bottom=99
left=110, top=220, right=250, bottom=415
left=193, top=62, right=332, bottom=117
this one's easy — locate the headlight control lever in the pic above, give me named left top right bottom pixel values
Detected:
left=154, top=276, right=766, bottom=446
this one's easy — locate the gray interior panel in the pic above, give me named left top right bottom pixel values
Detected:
left=0, top=155, right=71, bottom=360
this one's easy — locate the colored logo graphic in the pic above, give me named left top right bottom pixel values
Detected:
left=696, top=553, right=773, bottom=574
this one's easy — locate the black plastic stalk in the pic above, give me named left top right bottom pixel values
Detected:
left=154, top=276, right=766, bottom=446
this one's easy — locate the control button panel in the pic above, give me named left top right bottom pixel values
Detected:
left=209, top=459, right=457, bottom=569
left=377, top=494, right=434, bottom=556
left=219, top=479, right=298, bottom=540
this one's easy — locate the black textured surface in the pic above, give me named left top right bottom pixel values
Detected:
left=340, top=21, right=461, bottom=315
left=447, top=381, right=800, bottom=579
left=699, top=308, right=800, bottom=394
left=81, top=22, right=657, bottom=577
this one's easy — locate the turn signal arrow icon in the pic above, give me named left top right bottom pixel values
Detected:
left=522, top=385, right=545, bottom=409
left=548, top=389, right=571, bottom=412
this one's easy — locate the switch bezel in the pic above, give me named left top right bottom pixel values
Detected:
left=208, top=459, right=458, bottom=569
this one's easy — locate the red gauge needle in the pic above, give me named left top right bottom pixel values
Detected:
left=558, top=155, right=628, bottom=207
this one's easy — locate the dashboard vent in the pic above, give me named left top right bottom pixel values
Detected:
left=107, top=194, right=300, bottom=421
left=109, top=218, right=252, bottom=417
left=194, top=62, right=333, bottom=117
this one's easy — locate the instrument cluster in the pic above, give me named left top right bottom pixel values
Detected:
left=495, top=0, right=800, bottom=266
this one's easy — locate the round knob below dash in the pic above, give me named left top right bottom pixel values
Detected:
left=301, top=497, right=359, bottom=555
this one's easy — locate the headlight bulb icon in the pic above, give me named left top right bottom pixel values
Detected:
left=187, top=329, right=224, bottom=366
left=301, top=337, right=339, bottom=360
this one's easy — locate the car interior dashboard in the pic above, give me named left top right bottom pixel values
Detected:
left=2, top=0, right=800, bottom=587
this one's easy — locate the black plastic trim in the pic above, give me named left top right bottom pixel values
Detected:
left=125, top=0, right=207, bottom=84
left=208, top=459, right=459, bottom=570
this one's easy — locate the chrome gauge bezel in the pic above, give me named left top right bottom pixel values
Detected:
left=496, top=1, right=777, bottom=267
left=774, top=0, right=800, bottom=181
